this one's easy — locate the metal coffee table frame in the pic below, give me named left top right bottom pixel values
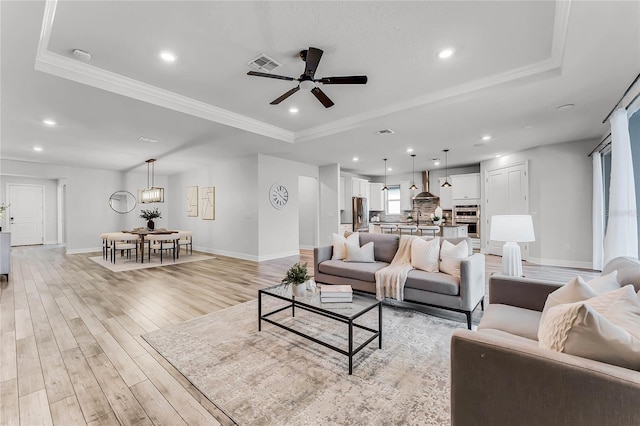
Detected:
left=258, top=285, right=382, bottom=375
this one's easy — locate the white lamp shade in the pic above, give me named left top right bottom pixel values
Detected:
left=489, top=215, right=535, bottom=242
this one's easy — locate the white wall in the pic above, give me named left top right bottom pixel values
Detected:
left=1, top=175, right=58, bottom=244
left=0, top=159, right=170, bottom=253
left=480, top=139, right=595, bottom=268
left=319, top=164, right=340, bottom=246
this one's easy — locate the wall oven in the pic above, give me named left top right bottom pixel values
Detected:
left=453, top=205, right=480, bottom=238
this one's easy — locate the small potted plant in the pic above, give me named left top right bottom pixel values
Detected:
left=282, top=262, right=312, bottom=297
left=140, top=208, right=161, bottom=230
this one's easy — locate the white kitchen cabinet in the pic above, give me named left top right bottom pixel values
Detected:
left=438, top=177, right=453, bottom=210
left=399, top=181, right=414, bottom=211
left=442, top=225, right=468, bottom=238
left=368, top=183, right=385, bottom=211
left=0, top=233, right=10, bottom=280
left=350, top=178, right=369, bottom=197
left=452, top=173, right=480, bottom=202
left=339, top=177, right=345, bottom=210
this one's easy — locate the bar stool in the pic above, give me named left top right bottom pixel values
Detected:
left=398, top=225, right=418, bottom=235
left=176, top=230, right=193, bottom=258
left=146, top=234, right=180, bottom=264
left=419, top=225, right=440, bottom=237
left=107, top=233, right=139, bottom=264
left=380, top=224, right=397, bottom=234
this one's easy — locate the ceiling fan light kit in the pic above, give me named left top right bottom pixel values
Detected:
left=247, top=47, right=368, bottom=108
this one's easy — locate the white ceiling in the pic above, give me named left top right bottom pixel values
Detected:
left=1, top=1, right=639, bottom=177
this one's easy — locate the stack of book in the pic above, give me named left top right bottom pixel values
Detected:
left=320, top=285, right=353, bottom=303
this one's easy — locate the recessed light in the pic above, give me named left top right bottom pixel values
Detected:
left=406, top=148, right=414, bottom=153
left=388, top=167, right=392, bottom=172
left=434, top=161, right=440, bottom=166
left=353, top=157, right=359, bottom=162
left=557, top=104, right=574, bottom=111
left=438, top=48, right=455, bottom=59
left=289, top=107, right=299, bottom=114
left=524, top=125, right=533, bottom=130
left=482, top=135, right=492, bottom=141
left=43, top=119, right=56, bottom=126
left=160, top=51, right=176, bottom=62
left=495, top=154, right=501, bottom=158
left=33, top=146, right=43, bottom=151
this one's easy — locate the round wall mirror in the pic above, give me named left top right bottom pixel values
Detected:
left=109, top=191, right=137, bottom=214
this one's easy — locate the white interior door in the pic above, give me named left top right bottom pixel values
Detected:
left=485, top=162, right=529, bottom=256
left=8, top=184, right=44, bottom=246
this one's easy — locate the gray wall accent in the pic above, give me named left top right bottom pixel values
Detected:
left=480, top=139, right=595, bottom=268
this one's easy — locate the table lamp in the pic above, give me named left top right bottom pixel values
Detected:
left=489, top=215, right=535, bottom=277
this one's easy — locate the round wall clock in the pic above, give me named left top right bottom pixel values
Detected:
left=269, top=183, right=289, bottom=210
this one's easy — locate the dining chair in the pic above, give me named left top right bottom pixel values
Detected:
left=107, top=233, right=139, bottom=264
left=176, top=230, right=193, bottom=258
left=146, top=234, right=180, bottom=264
left=100, top=232, right=112, bottom=260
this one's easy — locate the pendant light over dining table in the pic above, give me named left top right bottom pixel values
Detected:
left=441, top=149, right=452, bottom=188
left=138, top=159, right=164, bottom=204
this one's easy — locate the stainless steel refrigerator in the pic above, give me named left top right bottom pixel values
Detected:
left=352, top=197, right=369, bottom=232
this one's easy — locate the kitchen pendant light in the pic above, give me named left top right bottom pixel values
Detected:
left=138, top=159, right=165, bottom=203
left=441, top=149, right=452, bottom=188
left=382, top=158, right=389, bottom=191
left=409, top=154, right=418, bottom=190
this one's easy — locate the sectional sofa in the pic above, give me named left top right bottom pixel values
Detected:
left=313, top=232, right=485, bottom=329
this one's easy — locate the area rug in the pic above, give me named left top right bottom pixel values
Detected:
left=88, top=254, right=215, bottom=272
left=143, top=297, right=465, bottom=425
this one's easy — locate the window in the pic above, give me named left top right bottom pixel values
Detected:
left=386, top=185, right=400, bottom=214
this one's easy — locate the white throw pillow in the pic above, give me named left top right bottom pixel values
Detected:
left=538, top=285, right=640, bottom=370
left=344, top=242, right=375, bottom=263
left=331, top=232, right=359, bottom=260
left=439, top=240, right=469, bottom=278
left=586, top=271, right=619, bottom=293
left=540, top=276, right=599, bottom=324
left=411, top=237, right=440, bottom=272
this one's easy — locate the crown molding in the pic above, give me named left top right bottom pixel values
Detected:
left=35, top=0, right=571, bottom=146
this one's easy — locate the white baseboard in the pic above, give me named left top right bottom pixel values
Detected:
left=527, top=257, right=594, bottom=270
left=45, top=240, right=59, bottom=245
left=257, top=250, right=301, bottom=262
left=66, top=246, right=101, bottom=255
left=299, top=245, right=315, bottom=250
left=194, top=246, right=301, bottom=262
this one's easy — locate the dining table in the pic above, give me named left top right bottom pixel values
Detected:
left=123, top=229, right=178, bottom=263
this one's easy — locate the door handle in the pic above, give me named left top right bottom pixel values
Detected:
left=10, top=217, right=14, bottom=224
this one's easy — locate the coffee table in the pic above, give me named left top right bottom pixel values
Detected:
left=258, top=284, right=382, bottom=374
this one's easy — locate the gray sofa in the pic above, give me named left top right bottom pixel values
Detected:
left=313, top=233, right=485, bottom=329
left=451, top=257, right=640, bottom=426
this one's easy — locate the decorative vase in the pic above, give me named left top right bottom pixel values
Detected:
left=293, top=283, right=307, bottom=297
left=147, top=220, right=155, bottom=230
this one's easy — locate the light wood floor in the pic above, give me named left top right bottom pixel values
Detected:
left=0, top=245, right=598, bottom=425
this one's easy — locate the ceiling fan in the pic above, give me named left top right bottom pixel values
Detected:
left=247, top=47, right=367, bottom=108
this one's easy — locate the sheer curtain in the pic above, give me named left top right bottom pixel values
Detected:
left=603, top=108, right=638, bottom=264
left=592, top=151, right=604, bottom=270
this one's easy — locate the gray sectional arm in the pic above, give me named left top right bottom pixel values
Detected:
left=459, top=253, right=485, bottom=311
left=313, top=246, right=332, bottom=278
left=450, top=329, right=640, bottom=426
left=489, top=275, right=564, bottom=312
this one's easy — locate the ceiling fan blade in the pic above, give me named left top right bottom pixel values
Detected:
left=317, top=75, right=368, bottom=85
left=270, top=86, right=300, bottom=105
left=304, top=47, right=323, bottom=79
left=247, top=71, right=296, bottom=81
left=311, top=87, right=334, bottom=108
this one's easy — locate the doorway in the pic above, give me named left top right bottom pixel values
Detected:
left=298, top=176, right=319, bottom=249
left=485, top=161, right=529, bottom=257
left=7, top=184, right=44, bottom=246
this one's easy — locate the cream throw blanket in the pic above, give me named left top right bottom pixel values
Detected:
left=375, top=235, right=415, bottom=301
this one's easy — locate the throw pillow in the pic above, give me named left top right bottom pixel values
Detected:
left=344, top=242, right=375, bottom=263
left=540, top=276, right=599, bottom=323
left=411, top=237, right=440, bottom=272
left=586, top=271, right=620, bottom=293
left=331, top=232, right=359, bottom=260
left=439, top=240, right=469, bottom=278
left=538, top=285, right=640, bottom=370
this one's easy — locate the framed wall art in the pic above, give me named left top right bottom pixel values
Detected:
left=186, top=186, right=198, bottom=217
left=202, top=186, right=215, bottom=220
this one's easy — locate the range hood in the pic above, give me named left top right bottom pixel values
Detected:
left=412, top=170, right=439, bottom=200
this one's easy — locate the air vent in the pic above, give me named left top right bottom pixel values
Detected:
left=247, top=53, right=282, bottom=72
left=138, top=136, right=159, bottom=143
left=375, top=129, right=395, bottom=135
